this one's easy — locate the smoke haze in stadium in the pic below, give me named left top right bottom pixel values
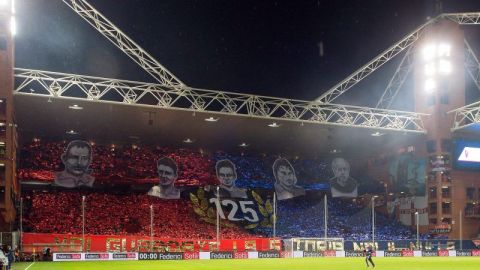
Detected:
left=15, top=0, right=480, bottom=107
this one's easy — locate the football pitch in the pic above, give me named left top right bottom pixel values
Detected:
left=11, top=257, right=480, bottom=270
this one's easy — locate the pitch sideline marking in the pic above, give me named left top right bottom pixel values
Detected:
left=24, top=261, right=35, bottom=270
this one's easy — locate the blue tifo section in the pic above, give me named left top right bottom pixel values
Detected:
left=213, top=152, right=385, bottom=192
left=252, top=197, right=425, bottom=241
left=213, top=153, right=331, bottom=190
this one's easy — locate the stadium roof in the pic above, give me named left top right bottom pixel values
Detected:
left=15, top=94, right=422, bottom=158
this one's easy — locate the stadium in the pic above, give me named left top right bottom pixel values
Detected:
left=0, top=0, right=479, bottom=269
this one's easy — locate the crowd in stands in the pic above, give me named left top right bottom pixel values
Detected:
left=20, top=140, right=338, bottom=189
left=23, top=191, right=253, bottom=239
left=19, top=139, right=431, bottom=241
left=213, top=152, right=331, bottom=190
left=18, top=139, right=386, bottom=192
left=23, top=190, right=425, bottom=241
left=19, top=140, right=215, bottom=186
left=252, top=197, right=424, bottom=241
left=212, top=151, right=274, bottom=189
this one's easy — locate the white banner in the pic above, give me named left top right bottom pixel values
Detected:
left=293, top=251, right=304, bottom=258
left=199, top=252, right=211, bottom=260
left=335, top=251, right=345, bottom=257
left=399, top=196, right=428, bottom=226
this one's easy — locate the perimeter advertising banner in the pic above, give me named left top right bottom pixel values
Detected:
left=54, top=249, right=480, bottom=261
left=84, top=253, right=109, bottom=260
left=303, top=251, right=324, bottom=257
left=456, top=250, right=472, bottom=256
left=345, top=251, right=364, bottom=257
left=384, top=251, right=402, bottom=257
left=53, top=253, right=137, bottom=261
left=258, top=251, right=280, bottom=259
left=54, top=253, right=82, bottom=261
left=210, top=252, right=234, bottom=260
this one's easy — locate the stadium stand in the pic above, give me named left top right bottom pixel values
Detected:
left=23, top=191, right=253, bottom=239
left=268, top=198, right=426, bottom=241
left=20, top=139, right=425, bottom=241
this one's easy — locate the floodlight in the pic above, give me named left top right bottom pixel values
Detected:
left=438, top=59, right=452, bottom=75
left=183, top=138, right=194, bottom=143
left=68, top=104, right=83, bottom=110
left=422, top=44, right=436, bottom=61
left=10, top=17, right=15, bottom=36
left=204, top=116, right=219, bottom=122
left=424, top=63, right=436, bottom=76
left=424, top=78, right=436, bottom=93
left=437, top=43, right=451, bottom=58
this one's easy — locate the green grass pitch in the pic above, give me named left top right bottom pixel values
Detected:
left=11, top=257, right=480, bottom=270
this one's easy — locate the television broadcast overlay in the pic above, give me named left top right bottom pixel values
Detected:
left=3, top=1, right=480, bottom=270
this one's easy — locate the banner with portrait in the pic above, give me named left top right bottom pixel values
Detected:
left=54, top=140, right=95, bottom=188
left=329, top=157, right=357, bottom=198
left=147, top=157, right=181, bottom=199
left=215, top=159, right=248, bottom=199
left=272, top=158, right=305, bottom=200
left=388, top=153, right=426, bottom=196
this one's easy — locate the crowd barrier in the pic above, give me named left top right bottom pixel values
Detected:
left=53, top=250, right=480, bottom=261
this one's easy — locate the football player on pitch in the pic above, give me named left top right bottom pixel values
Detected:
left=364, top=245, right=375, bottom=268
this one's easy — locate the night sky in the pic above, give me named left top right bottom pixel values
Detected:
left=15, top=0, right=480, bottom=107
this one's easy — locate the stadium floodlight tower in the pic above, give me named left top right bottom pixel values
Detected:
left=413, top=18, right=466, bottom=241
left=0, top=0, right=15, bottom=35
